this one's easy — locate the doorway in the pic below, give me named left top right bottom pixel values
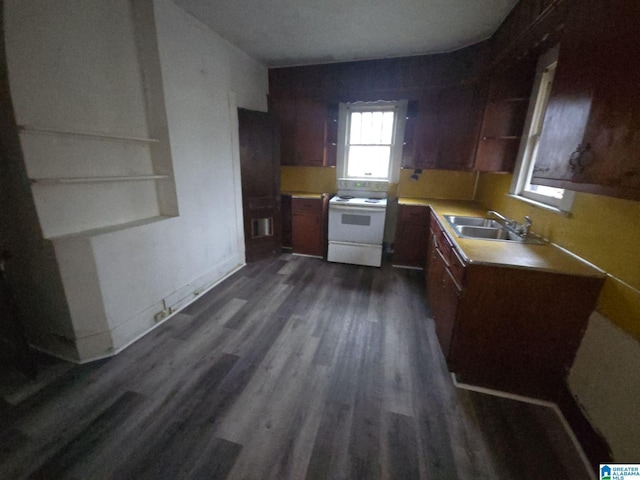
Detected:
left=237, top=108, right=281, bottom=262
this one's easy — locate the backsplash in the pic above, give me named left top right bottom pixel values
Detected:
left=397, top=169, right=477, bottom=199
left=280, top=166, right=337, bottom=194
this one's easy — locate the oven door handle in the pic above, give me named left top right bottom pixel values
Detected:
left=329, top=205, right=385, bottom=213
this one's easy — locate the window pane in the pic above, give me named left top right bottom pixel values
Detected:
left=349, top=112, right=362, bottom=144
left=370, top=112, right=383, bottom=144
left=381, top=111, right=394, bottom=143
left=349, top=110, right=395, bottom=145
left=360, top=112, right=373, bottom=143
left=346, top=145, right=391, bottom=177
left=525, top=184, right=565, bottom=199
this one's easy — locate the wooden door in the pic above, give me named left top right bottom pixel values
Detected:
left=238, top=108, right=281, bottom=263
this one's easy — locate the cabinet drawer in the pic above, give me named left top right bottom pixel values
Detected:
left=292, top=197, right=322, bottom=214
left=438, top=230, right=454, bottom=264
left=429, top=211, right=441, bottom=234
left=449, top=246, right=466, bottom=285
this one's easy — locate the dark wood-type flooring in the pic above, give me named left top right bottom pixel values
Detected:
left=0, top=254, right=591, bottom=479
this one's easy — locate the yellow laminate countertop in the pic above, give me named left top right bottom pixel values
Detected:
left=398, top=198, right=605, bottom=278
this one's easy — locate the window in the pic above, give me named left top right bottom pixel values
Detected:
left=510, top=46, right=575, bottom=212
left=336, top=100, right=407, bottom=183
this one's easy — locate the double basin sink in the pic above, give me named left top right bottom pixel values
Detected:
left=443, top=215, right=546, bottom=245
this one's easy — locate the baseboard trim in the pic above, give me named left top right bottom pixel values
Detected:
left=392, top=264, right=424, bottom=271
left=31, top=263, right=247, bottom=365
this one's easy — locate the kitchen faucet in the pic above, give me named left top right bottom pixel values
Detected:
left=487, top=210, right=516, bottom=228
left=519, top=216, right=532, bottom=237
left=487, top=211, right=532, bottom=237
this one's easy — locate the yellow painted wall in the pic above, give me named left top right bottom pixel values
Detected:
left=475, top=172, right=640, bottom=340
left=397, top=169, right=477, bottom=199
left=280, top=166, right=336, bottom=194
left=280, top=166, right=478, bottom=199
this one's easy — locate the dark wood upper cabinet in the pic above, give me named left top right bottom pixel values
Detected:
left=269, top=94, right=336, bottom=167
left=401, top=82, right=487, bottom=172
left=269, top=95, right=297, bottom=165
left=294, top=97, right=326, bottom=166
left=435, top=81, right=487, bottom=171
left=531, top=0, right=640, bottom=201
left=474, top=58, right=536, bottom=172
left=401, top=98, right=439, bottom=169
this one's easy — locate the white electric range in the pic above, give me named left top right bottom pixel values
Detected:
left=327, top=179, right=388, bottom=267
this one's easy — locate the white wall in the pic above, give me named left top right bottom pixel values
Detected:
left=569, top=312, right=640, bottom=461
left=4, top=0, right=268, bottom=360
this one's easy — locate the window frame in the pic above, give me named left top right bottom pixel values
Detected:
left=336, top=100, right=407, bottom=183
left=510, top=45, right=575, bottom=213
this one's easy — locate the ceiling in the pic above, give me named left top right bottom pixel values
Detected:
left=174, top=0, right=519, bottom=67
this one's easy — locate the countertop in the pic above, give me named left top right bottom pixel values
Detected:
left=398, top=197, right=605, bottom=278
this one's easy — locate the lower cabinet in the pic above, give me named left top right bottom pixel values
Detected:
left=426, top=236, right=460, bottom=358
left=291, top=196, right=327, bottom=257
left=426, top=210, right=604, bottom=399
left=393, top=204, right=429, bottom=268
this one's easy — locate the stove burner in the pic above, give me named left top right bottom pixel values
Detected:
left=365, top=197, right=383, bottom=203
left=337, top=195, right=354, bottom=200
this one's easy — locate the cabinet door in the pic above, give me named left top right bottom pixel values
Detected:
left=393, top=205, right=429, bottom=268
left=401, top=98, right=439, bottom=169
left=292, top=213, right=322, bottom=256
left=291, top=198, right=325, bottom=257
left=532, top=0, right=640, bottom=200
left=295, top=97, right=326, bottom=166
left=269, top=96, right=296, bottom=165
left=324, top=104, right=338, bottom=167
left=426, top=236, right=461, bottom=360
left=435, top=82, right=487, bottom=171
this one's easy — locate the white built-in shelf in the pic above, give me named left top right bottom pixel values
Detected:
left=47, top=215, right=177, bottom=241
left=18, top=125, right=159, bottom=144
left=30, top=174, right=170, bottom=185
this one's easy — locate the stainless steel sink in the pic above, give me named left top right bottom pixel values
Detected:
left=444, top=216, right=503, bottom=228
left=443, top=215, right=546, bottom=245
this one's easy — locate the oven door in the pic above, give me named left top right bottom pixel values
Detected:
left=328, top=204, right=387, bottom=245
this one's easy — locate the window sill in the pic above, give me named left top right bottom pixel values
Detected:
left=506, top=193, right=572, bottom=217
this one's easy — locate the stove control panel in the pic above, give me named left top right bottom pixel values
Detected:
left=337, top=178, right=388, bottom=192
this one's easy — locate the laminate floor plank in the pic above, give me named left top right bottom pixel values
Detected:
left=109, top=353, right=241, bottom=480
left=188, top=437, right=243, bottom=480
left=305, top=400, right=353, bottom=480
left=384, top=411, right=420, bottom=480
left=24, top=390, right=145, bottom=480
left=0, top=255, right=593, bottom=479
